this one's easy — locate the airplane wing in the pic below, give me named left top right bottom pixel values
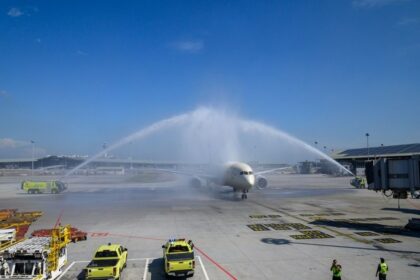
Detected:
left=254, top=166, right=291, bottom=176
left=145, top=168, right=216, bottom=181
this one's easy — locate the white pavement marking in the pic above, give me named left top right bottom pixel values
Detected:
left=142, top=258, right=149, bottom=280
left=60, top=257, right=207, bottom=279
left=197, top=256, right=210, bottom=280
left=57, top=261, right=76, bottom=280
left=127, top=258, right=149, bottom=261
left=59, top=258, right=151, bottom=278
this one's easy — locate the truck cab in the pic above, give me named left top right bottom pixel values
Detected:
left=86, top=243, right=127, bottom=280
left=162, top=239, right=195, bottom=278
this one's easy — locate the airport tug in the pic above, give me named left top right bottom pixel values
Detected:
left=162, top=238, right=195, bottom=278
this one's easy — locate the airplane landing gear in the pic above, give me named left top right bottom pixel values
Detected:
left=241, top=193, right=248, bottom=200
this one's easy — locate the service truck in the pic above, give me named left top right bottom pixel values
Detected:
left=0, top=236, right=68, bottom=279
left=0, top=229, right=16, bottom=251
left=21, top=181, right=67, bottom=194
left=85, top=243, right=128, bottom=280
left=0, top=226, right=70, bottom=279
left=162, top=238, right=195, bottom=278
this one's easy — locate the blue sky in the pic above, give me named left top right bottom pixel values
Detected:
left=0, top=0, right=419, bottom=158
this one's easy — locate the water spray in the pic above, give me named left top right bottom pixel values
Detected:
left=65, top=106, right=354, bottom=178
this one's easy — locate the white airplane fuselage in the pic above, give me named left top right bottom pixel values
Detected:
left=220, top=162, right=255, bottom=194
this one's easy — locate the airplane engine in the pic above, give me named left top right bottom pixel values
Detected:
left=189, top=177, right=203, bottom=188
left=255, top=176, right=268, bottom=189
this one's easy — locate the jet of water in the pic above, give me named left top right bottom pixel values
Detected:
left=239, top=119, right=354, bottom=175
left=65, top=106, right=353, bottom=177
left=64, top=113, right=189, bottom=177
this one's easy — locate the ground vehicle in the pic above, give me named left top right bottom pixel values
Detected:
left=86, top=243, right=128, bottom=280
left=0, top=225, right=70, bottom=279
left=0, top=229, right=16, bottom=251
left=350, top=176, right=366, bottom=189
left=21, top=181, right=67, bottom=194
left=162, top=239, right=195, bottom=278
left=32, top=227, right=87, bottom=243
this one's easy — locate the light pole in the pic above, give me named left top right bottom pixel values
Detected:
left=365, top=133, right=370, bottom=160
left=31, top=140, right=35, bottom=176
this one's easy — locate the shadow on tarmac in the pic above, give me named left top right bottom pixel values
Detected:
left=260, top=238, right=420, bottom=255
left=310, top=219, right=420, bottom=238
left=382, top=207, right=420, bottom=215
left=148, top=258, right=191, bottom=280
left=261, top=238, right=291, bottom=245
left=76, top=268, right=85, bottom=280
left=149, top=258, right=166, bottom=280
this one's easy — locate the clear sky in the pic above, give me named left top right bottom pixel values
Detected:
left=0, top=0, right=419, bottom=158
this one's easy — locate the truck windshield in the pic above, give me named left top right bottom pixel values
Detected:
left=94, top=250, right=118, bottom=258
left=87, top=259, right=118, bottom=267
left=167, top=252, right=194, bottom=261
left=168, top=245, right=189, bottom=253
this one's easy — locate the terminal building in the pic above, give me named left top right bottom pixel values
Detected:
left=333, top=143, right=420, bottom=176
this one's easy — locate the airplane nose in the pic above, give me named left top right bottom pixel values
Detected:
left=246, top=175, right=255, bottom=189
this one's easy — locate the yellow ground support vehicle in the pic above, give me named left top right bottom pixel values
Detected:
left=350, top=177, right=366, bottom=189
left=162, top=238, right=195, bottom=278
left=86, top=243, right=128, bottom=280
left=21, top=181, right=67, bottom=194
left=0, top=225, right=71, bottom=280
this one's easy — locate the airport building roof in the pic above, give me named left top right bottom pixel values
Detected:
left=333, top=143, right=420, bottom=160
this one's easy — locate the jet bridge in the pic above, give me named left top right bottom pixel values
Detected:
left=365, top=157, right=420, bottom=198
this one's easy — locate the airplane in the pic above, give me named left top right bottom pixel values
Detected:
left=155, top=161, right=290, bottom=200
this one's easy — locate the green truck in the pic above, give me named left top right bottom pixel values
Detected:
left=21, top=180, right=67, bottom=194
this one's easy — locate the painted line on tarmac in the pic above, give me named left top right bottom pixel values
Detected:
left=57, top=261, right=77, bottom=280
left=142, top=258, right=149, bottom=280
left=88, top=231, right=165, bottom=241
left=109, top=232, right=165, bottom=241
left=54, top=209, right=64, bottom=227
left=197, top=256, right=210, bottom=280
left=195, top=246, right=237, bottom=280
left=88, top=232, right=233, bottom=279
left=61, top=256, right=213, bottom=279
left=251, top=201, right=370, bottom=244
left=59, top=258, right=152, bottom=279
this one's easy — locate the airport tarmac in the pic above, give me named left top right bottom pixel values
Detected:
left=0, top=173, right=419, bottom=279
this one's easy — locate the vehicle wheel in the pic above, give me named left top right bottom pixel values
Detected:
left=51, top=189, right=57, bottom=194
left=28, top=190, right=32, bottom=194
